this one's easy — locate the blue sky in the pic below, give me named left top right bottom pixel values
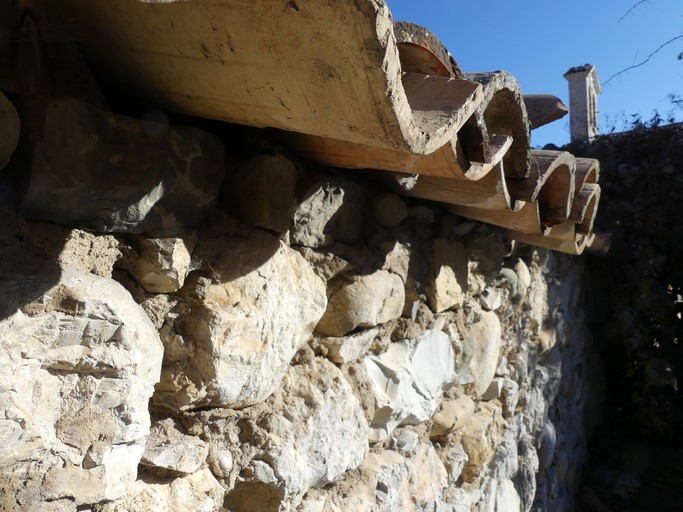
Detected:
left=386, top=0, right=683, bottom=147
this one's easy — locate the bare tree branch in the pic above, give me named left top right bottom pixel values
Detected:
left=619, top=0, right=648, bottom=23
left=602, top=34, right=683, bottom=86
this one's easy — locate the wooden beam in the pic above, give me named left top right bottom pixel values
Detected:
left=523, top=94, right=568, bottom=129
left=507, top=150, right=576, bottom=224
left=465, top=71, right=532, bottom=178
left=504, top=223, right=592, bottom=255
left=55, top=0, right=476, bottom=156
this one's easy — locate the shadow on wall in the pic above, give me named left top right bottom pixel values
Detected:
left=572, top=124, right=683, bottom=511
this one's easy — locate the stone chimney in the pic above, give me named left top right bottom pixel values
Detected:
left=564, top=64, right=601, bottom=142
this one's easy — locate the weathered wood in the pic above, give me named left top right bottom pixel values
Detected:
left=504, top=223, right=592, bottom=255
left=507, top=150, right=576, bottom=224
left=464, top=71, right=532, bottom=178
left=569, top=183, right=601, bottom=234
left=381, top=137, right=515, bottom=208
left=0, top=91, right=20, bottom=171
left=393, top=21, right=463, bottom=78
left=55, top=0, right=475, bottom=156
left=279, top=73, right=485, bottom=179
left=281, top=131, right=469, bottom=178
left=523, top=94, right=568, bottom=129
left=449, top=201, right=545, bottom=236
left=575, top=158, right=600, bottom=187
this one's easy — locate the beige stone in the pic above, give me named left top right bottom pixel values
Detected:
left=227, top=154, right=298, bottom=234
left=154, top=229, right=327, bottom=410
left=459, top=403, right=504, bottom=483
left=465, top=310, right=502, bottom=397
left=121, top=237, right=193, bottom=293
left=426, top=238, right=467, bottom=313
left=94, top=469, right=225, bottom=512
left=430, top=395, right=476, bottom=437
left=141, top=419, right=208, bottom=475
left=320, top=328, right=378, bottom=364
left=316, top=270, right=404, bottom=337
left=372, top=192, right=407, bottom=228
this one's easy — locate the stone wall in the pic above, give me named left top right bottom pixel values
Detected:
left=0, top=101, right=593, bottom=511
left=568, top=124, right=683, bottom=510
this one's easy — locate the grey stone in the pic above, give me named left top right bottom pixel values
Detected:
left=226, top=153, right=297, bottom=234
left=372, top=192, right=407, bottom=228
left=0, top=90, right=19, bottom=171
left=22, top=100, right=225, bottom=236
left=290, top=178, right=366, bottom=248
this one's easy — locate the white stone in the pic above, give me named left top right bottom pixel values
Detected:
left=480, top=287, right=502, bottom=311
left=141, top=419, right=208, bottom=475
left=391, top=430, right=420, bottom=455
left=96, top=469, right=225, bottom=512
left=225, top=358, right=369, bottom=510
left=494, top=478, right=522, bottom=512
left=445, top=443, right=469, bottom=483
left=316, top=270, right=404, bottom=337
left=365, top=330, right=457, bottom=442
left=320, top=328, right=378, bottom=364
left=154, top=230, right=327, bottom=411
left=465, top=311, right=502, bottom=397
left=515, top=258, right=532, bottom=304
left=0, top=258, right=163, bottom=508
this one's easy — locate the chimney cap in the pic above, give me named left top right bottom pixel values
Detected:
left=564, top=64, right=601, bottom=93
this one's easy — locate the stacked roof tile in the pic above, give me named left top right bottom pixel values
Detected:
left=54, top=0, right=605, bottom=254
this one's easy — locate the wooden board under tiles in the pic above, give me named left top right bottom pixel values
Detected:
left=505, top=223, right=591, bottom=255
left=377, top=136, right=514, bottom=207
left=449, top=201, right=545, bottom=236
left=54, top=0, right=483, bottom=157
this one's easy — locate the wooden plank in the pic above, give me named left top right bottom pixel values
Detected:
left=575, top=157, right=600, bottom=186
left=504, top=223, right=592, bottom=255
left=507, top=150, right=576, bottom=224
left=448, top=201, right=545, bottom=236
left=570, top=184, right=601, bottom=234
left=54, top=0, right=477, bottom=156
left=523, top=94, right=568, bottom=129
left=465, top=71, right=531, bottom=178
left=393, top=21, right=462, bottom=77
left=378, top=137, right=515, bottom=209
